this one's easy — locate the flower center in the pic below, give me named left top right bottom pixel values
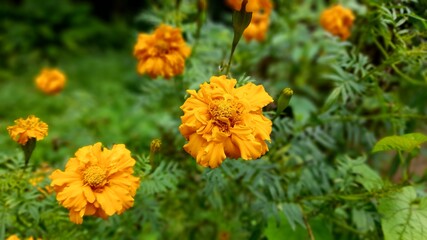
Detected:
left=83, top=165, right=107, bottom=188
left=155, top=40, right=170, bottom=54
left=209, top=98, right=243, bottom=132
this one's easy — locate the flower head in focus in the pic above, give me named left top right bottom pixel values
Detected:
left=35, top=68, right=66, bottom=95
left=226, top=0, right=273, bottom=42
left=133, top=24, right=191, bottom=79
left=179, top=75, right=273, bottom=168
left=320, top=4, right=355, bottom=40
left=7, top=115, right=48, bottom=145
left=50, top=142, right=140, bottom=224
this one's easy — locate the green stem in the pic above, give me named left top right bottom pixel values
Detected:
left=398, top=150, right=407, bottom=181
left=301, top=206, right=315, bottom=240
left=0, top=211, right=5, bottom=240
left=321, top=113, right=427, bottom=122
left=374, top=39, right=426, bottom=86
left=225, top=44, right=237, bottom=76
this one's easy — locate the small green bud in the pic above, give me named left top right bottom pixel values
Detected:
left=232, top=0, right=252, bottom=47
left=22, top=137, right=37, bottom=168
left=276, top=88, right=294, bottom=116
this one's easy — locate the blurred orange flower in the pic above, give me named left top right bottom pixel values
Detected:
left=7, top=115, right=48, bottom=145
left=30, top=163, right=54, bottom=195
left=179, top=75, right=273, bottom=168
left=50, top=142, right=140, bottom=224
left=6, top=235, right=41, bottom=240
left=320, top=4, right=355, bottom=40
left=133, top=24, right=191, bottom=79
left=226, top=0, right=273, bottom=42
left=35, top=68, right=66, bottom=95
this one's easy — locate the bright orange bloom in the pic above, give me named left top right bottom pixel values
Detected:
left=7, top=115, right=48, bottom=145
left=6, top=235, right=40, bottom=240
left=133, top=24, right=191, bottom=79
left=226, top=0, right=273, bottom=42
left=35, top=68, right=66, bottom=95
left=6, top=235, right=20, bottom=240
left=50, top=143, right=140, bottom=224
left=179, top=75, right=273, bottom=168
left=320, top=4, right=355, bottom=40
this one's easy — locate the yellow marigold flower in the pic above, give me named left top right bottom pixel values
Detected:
left=50, top=142, right=140, bottom=224
left=179, top=75, right=273, bottom=168
left=133, top=24, right=191, bottom=79
left=6, top=235, right=20, bottom=240
left=320, top=4, right=355, bottom=40
left=35, top=68, right=66, bottom=95
left=226, top=0, right=272, bottom=13
left=243, top=11, right=270, bottom=41
left=226, top=0, right=273, bottom=42
left=7, top=115, right=48, bottom=145
left=6, top=235, right=40, bottom=240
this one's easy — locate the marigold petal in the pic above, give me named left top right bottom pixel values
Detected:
left=205, top=142, right=227, bottom=168
left=235, top=82, right=273, bottom=111
left=83, top=186, right=96, bottom=203
left=69, top=210, right=83, bottom=224
left=183, top=133, right=208, bottom=161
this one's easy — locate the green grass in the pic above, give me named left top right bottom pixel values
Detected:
left=0, top=50, right=179, bottom=168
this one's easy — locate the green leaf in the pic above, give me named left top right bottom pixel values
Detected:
left=264, top=215, right=333, bottom=240
left=372, top=133, right=427, bottom=153
left=281, top=203, right=304, bottom=230
left=352, top=163, right=383, bottom=192
left=378, top=186, right=427, bottom=240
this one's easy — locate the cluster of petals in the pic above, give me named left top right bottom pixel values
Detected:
left=133, top=24, right=191, bottom=79
left=226, top=0, right=273, bottom=42
left=6, top=235, right=40, bottom=240
left=179, top=75, right=273, bottom=168
left=50, top=142, right=140, bottom=224
left=7, top=115, right=48, bottom=145
left=320, top=4, right=355, bottom=40
left=35, top=68, right=66, bottom=95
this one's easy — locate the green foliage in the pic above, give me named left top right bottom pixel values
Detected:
left=372, top=133, right=427, bottom=153
left=378, top=186, right=427, bottom=240
left=0, top=0, right=131, bottom=71
left=1, top=0, right=427, bottom=239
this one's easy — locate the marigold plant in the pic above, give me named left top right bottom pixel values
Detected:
left=133, top=24, right=191, bottom=79
left=7, top=115, right=48, bottom=145
left=320, top=4, right=355, bottom=40
left=226, top=0, right=273, bottom=41
left=50, top=142, right=140, bottom=224
left=179, top=75, right=273, bottom=168
left=35, top=68, right=66, bottom=95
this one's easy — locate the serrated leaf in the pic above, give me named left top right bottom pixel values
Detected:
left=282, top=203, right=305, bottom=230
left=378, top=186, right=427, bottom=240
left=352, top=163, right=383, bottom=192
left=372, top=133, right=427, bottom=153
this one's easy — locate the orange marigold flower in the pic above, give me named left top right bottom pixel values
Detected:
left=7, top=115, right=48, bottom=145
left=179, top=75, right=273, bottom=168
left=35, top=68, right=66, bottom=95
left=6, top=235, right=20, bottom=240
left=6, top=235, right=40, bottom=240
left=226, top=0, right=273, bottom=42
left=50, top=142, right=140, bottom=224
left=133, top=24, right=191, bottom=79
left=243, top=11, right=270, bottom=41
left=320, top=4, right=355, bottom=40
